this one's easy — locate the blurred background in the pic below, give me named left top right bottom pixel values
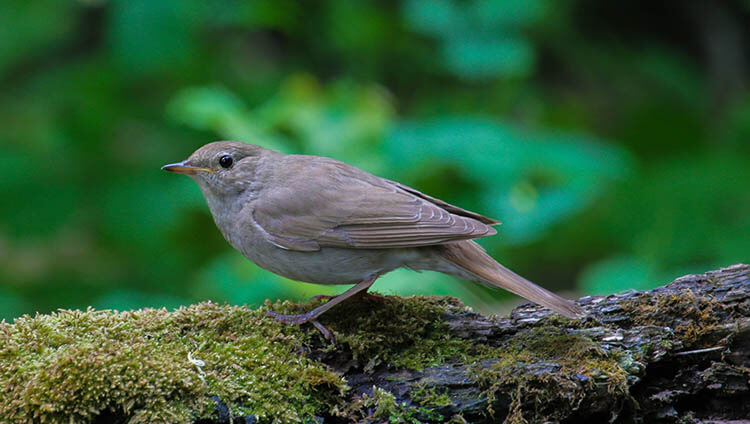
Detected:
left=1, top=0, right=748, bottom=320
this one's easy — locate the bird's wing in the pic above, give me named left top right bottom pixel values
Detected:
left=251, top=156, right=499, bottom=252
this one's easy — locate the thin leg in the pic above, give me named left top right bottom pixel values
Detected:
left=311, top=320, right=333, bottom=341
left=266, top=274, right=379, bottom=339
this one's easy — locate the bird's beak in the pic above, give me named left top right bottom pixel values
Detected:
left=161, top=160, right=215, bottom=175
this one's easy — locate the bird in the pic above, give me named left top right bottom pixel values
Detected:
left=162, top=141, right=584, bottom=339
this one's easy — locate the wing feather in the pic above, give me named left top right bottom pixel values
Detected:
left=252, top=156, right=499, bottom=251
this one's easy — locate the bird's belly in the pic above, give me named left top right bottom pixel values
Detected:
left=238, top=242, right=414, bottom=285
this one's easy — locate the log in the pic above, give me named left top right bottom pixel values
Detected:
left=0, top=264, right=748, bottom=423
left=329, top=263, right=750, bottom=423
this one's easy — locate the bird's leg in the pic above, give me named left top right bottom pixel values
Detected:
left=266, top=274, right=378, bottom=340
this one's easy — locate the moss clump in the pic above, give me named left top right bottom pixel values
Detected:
left=411, top=384, right=453, bottom=409
left=623, top=290, right=726, bottom=347
left=0, top=302, right=346, bottom=423
left=471, top=327, right=629, bottom=423
left=311, top=295, right=472, bottom=372
left=340, top=386, right=448, bottom=423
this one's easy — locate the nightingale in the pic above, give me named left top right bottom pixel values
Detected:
left=163, top=141, right=584, bottom=339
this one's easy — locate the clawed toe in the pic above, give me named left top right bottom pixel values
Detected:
left=264, top=276, right=379, bottom=342
left=311, top=320, right=333, bottom=341
left=265, top=310, right=334, bottom=341
left=265, top=310, right=311, bottom=325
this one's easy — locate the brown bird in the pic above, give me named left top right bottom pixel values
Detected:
left=163, top=141, right=584, bottom=338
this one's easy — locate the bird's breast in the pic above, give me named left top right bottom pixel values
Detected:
left=237, top=234, right=413, bottom=285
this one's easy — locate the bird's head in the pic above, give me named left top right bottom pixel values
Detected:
left=162, top=141, right=268, bottom=205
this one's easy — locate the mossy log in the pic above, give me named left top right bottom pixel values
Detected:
left=1, top=264, right=748, bottom=423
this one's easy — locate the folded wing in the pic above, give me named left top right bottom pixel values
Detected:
left=252, top=157, right=499, bottom=252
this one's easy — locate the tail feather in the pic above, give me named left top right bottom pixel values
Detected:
left=439, top=241, right=585, bottom=319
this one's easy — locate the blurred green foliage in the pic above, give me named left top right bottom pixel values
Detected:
left=1, top=0, right=748, bottom=320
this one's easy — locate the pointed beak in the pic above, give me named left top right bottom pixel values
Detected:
left=161, top=160, right=215, bottom=175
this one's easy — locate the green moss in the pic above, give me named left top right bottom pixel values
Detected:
left=313, top=295, right=473, bottom=372
left=0, top=295, right=472, bottom=423
left=411, top=384, right=453, bottom=408
left=622, top=290, right=726, bottom=347
left=470, top=327, right=629, bottom=422
left=343, top=386, right=446, bottom=423
left=0, top=302, right=346, bottom=423
left=0, top=294, right=636, bottom=423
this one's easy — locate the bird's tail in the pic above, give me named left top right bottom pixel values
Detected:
left=439, top=241, right=585, bottom=318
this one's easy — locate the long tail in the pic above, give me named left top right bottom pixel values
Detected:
left=439, top=241, right=585, bottom=318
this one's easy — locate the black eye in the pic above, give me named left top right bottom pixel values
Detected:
left=219, top=155, right=233, bottom=169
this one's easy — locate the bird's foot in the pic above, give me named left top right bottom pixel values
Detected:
left=265, top=309, right=317, bottom=325
left=265, top=310, right=334, bottom=341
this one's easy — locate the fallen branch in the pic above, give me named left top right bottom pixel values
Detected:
left=1, top=264, right=748, bottom=423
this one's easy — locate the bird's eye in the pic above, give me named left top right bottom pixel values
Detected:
left=219, top=155, right=233, bottom=169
